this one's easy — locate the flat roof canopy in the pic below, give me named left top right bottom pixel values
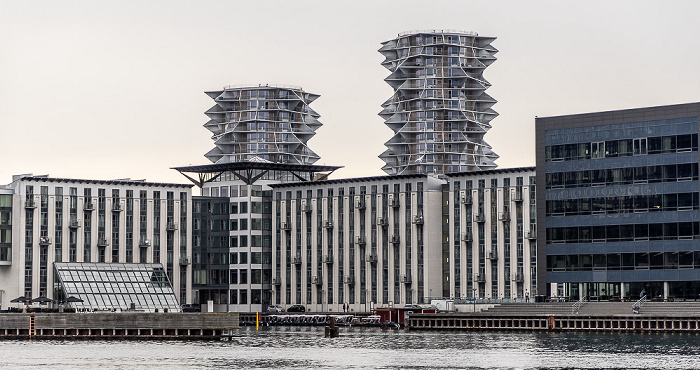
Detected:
left=172, top=162, right=342, bottom=187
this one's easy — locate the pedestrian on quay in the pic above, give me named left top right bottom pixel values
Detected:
left=525, top=290, right=530, bottom=303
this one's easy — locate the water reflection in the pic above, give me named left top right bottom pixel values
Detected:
left=0, top=327, right=699, bottom=369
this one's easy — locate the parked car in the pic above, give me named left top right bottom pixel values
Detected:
left=180, top=304, right=201, bottom=312
left=287, top=304, right=306, bottom=313
left=267, top=304, right=285, bottom=313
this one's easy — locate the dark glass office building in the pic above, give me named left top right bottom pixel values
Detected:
left=537, top=103, right=700, bottom=300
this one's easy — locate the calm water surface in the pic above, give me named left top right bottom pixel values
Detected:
left=0, top=327, right=698, bottom=369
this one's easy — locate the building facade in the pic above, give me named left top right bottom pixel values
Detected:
left=0, top=174, right=193, bottom=310
left=537, top=103, right=700, bottom=300
left=270, top=174, right=445, bottom=312
left=378, top=30, right=499, bottom=175
left=446, top=168, right=539, bottom=300
left=175, top=162, right=340, bottom=313
left=203, top=85, right=323, bottom=165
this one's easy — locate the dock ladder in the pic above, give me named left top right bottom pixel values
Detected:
left=29, top=315, right=36, bottom=338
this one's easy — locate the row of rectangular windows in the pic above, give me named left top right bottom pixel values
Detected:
left=547, top=222, right=700, bottom=244
left=547, top=251, right=700, bottom=271
left=545, top=134, right=698, bottom=162
left=546, top=193, right=700, bottom=216
left=545, top=163, right=698, bottom=189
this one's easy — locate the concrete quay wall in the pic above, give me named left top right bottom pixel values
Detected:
left=407, top=313, right=700, bottom=333
left=0, top=313, right=240, bottom=339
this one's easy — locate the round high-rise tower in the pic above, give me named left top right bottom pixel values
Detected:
left=378, top=30, right=499, bottom=175
left=203, top=85, right=322, bottom=164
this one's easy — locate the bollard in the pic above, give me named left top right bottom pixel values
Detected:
left=324, top=316, right=339, bottom=338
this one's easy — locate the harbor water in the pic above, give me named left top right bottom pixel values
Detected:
left=0, top=326, right=699, bottom=369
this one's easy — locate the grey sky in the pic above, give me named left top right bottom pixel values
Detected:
left=2, top=1, right=699, bottom=185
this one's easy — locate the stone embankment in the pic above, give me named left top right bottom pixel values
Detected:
left=0, top=312, right=239, bottom=339
left=408, top=302, right=700, bottom=332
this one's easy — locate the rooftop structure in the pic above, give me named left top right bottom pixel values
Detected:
left=203, top=85, right=323, bottom=165
left=378, top=30, right=499, bottom=175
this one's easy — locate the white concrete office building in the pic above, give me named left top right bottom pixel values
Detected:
left=270, top=174, right=445, bottom=312
left=0, top=174, right=193, bottom=311
left=446, top=167, right=538, bottom=301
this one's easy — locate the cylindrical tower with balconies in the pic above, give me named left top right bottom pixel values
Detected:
left=203, top=85, right=322, bottom=165
left=378, top=30, right=499, bottom=175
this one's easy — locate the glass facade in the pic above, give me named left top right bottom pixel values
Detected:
left=54, top=262, right=180, bottom=312
left=540, top=107, right=700, bottom=300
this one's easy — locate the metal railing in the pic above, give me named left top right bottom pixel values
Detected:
left=632, top=295, right=647, bottom=314
left=571, top=295, right=588, bottom=314
left=222, top=83, right=303, bottom=91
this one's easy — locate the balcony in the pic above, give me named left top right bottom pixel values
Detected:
left=179, top=257, right=191, bottom=266
left=167, top=222, right=178, bottom=231
left=400, top=274, right=412, bottom=284
left=112, top=204, right=123, bottom=212
left=475, top=274, right=485, bottom=282
left=83, top=202, right=94, bottom=211
left=97, top=238, right=109, bottom=247
left=323, top=255, right=333, bottom=264
left=412, top=215, right=424, bottom=225
left=389, top=198, right=400, bottom=208
left=389, top=235, right=400, bottom=244
left=139, top=239, right=151, bottom=248
left=323, top=220, right=333, bottom=229
left=281, top=221, right=291, bottom=230
left=462, top=232, right=472, bottom=242
left=460, top=195, right=472, bottom=205
left=354, top=236, right=366, bottom=245
left=301, top=204, right=312, bottom=213
left=486, top=250, right=498, bottom=260
left=512, top=273, right=524, bottom=282
left=25, top=200, right=36, bottom=209
left=344, top=275, right=355, bottom=285
left=512, top=191, right=523, bottom=202
left=498, top=212, right=510, bottom=222
left=272, top=276, right=282, bottom=285
left=292, top=255, right=302, bottom=265
left=39, top=236, right=52, bottom=245
left=473, top=214, right=485, bottom=223
left=355, top=199, right=366, bottom=210
left=526, top=230, right=537, bottom=239
left=377, top=217, right=388, bottom=227
left=311, top=276, right=322, bottom=285
left=69, top=219, right=81, bottom=229
left=367, top=253, right=378, bottom=263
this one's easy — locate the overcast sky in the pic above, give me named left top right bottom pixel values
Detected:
left=2, top=1, right=699, bottom=187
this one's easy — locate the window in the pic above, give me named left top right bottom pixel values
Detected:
left=633, top=138, right=647, bottom=155
left=591, top=142, right=605, bottom=159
